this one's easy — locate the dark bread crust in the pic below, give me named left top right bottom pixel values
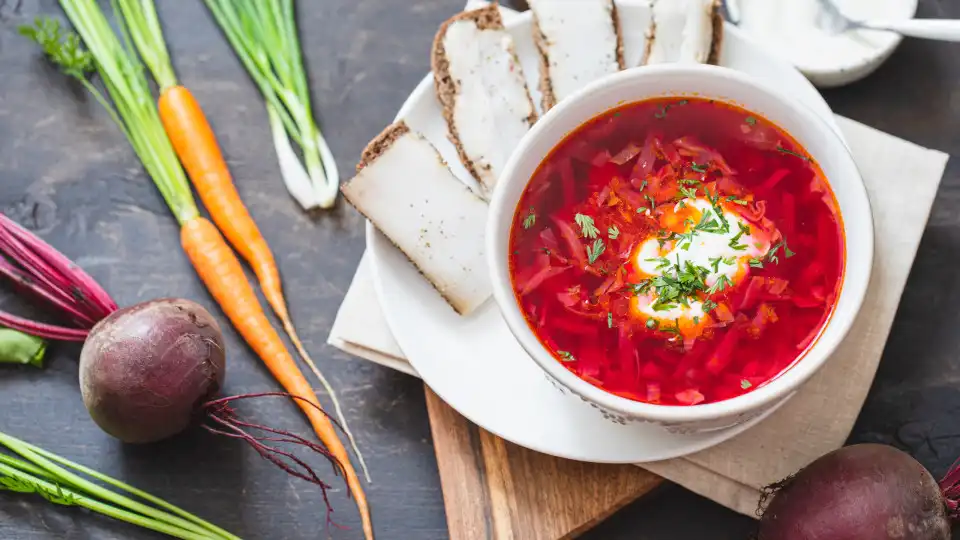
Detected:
left=344, top=124, right=486, bottom=315
left=531, top=8, right=555, bottom=112
left=431, top=4, right=537, bottom=193
left=431, top=6, right=502, bottom=189
left=708, top=0, right=724, bottom=66
left=534, top=0, right=624, bottom=113
left=356, top=121, right=410, bottom=172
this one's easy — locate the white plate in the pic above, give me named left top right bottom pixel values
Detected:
left=367, top=2, right=844, bottom=463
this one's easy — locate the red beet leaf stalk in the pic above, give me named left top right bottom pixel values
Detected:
left=0, top=215, right=350, bottom=522
left=0, top=213, right=116, bottom=341
left=938, top=458, right=960, bottom=518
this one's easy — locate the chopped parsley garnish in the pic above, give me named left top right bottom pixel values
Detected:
left=631, top=280, right=653, bottom=295
left=637, top=179, right=648, bottom=191
left=678, top=186, right=698, bottom=200
left=691, top=162, right=708, bottom=173
left=607, top=312, right=613, bottom=328
left=693, top=316, right=701, bottom=325
left=660, top=319, right=682, bottom=336
left=557, top=351, right=576, bottom=362
left=586, top=238, right=605, bottom=264
left=726, top=195, right=749, bottom=206
left=608, top=225, right=620, bottom=240
left=647, top=257, right=671, bottom=270
left=745, top=116, right=757, bottom=126
left=679, top=178, right=701, bottom=186
left=653, top=99, right=689, bottom=119
left=709, top=256, right=723, bottom=273
left=766, top=237, right=796, bottom=265
left=541, top=247, right=551, bottom=255
left=741, top=379, right=753, bottom=389
left=702, top=299, right=718, bottom=313
left=646, top=319, right=658, bottom=330
left=707, top=275, right=732, bottom=295
left=728, top=226, right=748, bottom=251
left=643, top=194, right=657, bottom=214
left=749, top=257, right=765, bottom=269
left=776, top=146, right=812, bottom=162
left=575, top=213, right=600, bottom=238
left=522, top=207, right=536, bottom=229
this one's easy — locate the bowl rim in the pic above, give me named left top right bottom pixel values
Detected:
left=486, top=63, right=875, bottom=423
left=734, top=0, right=919, bottom=78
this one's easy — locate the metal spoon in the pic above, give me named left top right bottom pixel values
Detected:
left=814, top=0, right=960, bottom=41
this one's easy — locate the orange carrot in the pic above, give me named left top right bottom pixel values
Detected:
left=157, top=85, right=369, bottom=481
left=181, top=217, right=373, bottom=538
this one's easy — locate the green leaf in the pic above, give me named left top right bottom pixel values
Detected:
left=575, top=213, right=600, bottom=238
left=523, top=207, right=536, bottom=229
left=586, top=238, right=605, bottom=264
left=607, top=225, right=619, bottom=240
left=0, top=329, right=46, bottom=368
left=557, top=351, right=575, bottom=362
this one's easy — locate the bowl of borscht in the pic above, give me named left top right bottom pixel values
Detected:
left=487, top=64, right=873, bottom=432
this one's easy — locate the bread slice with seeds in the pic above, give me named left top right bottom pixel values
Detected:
left=530, top=0, right=625, bottom=112
left=431, top=5, right=538, bottom=200
left=344, top=122, right=491, bottom=315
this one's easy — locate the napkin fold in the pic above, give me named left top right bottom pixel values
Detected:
left=328, top=2, right=950, bottom=517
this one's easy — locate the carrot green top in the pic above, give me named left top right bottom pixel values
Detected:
left=20, top=0, right=197, bottom=226
left=115, top=0, right=179, bottom=92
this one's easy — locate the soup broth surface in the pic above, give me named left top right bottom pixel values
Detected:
left=508, top=97, right=844, bottom=406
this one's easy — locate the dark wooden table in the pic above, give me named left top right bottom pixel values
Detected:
left=1, top=0, right=959, bottom=538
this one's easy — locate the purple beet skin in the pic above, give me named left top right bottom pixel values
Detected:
left=759, top=444, right=951, bottom=540
left=79, top=298, right=226, bottom=444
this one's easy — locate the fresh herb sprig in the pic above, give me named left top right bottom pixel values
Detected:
left=575, top=213, right=600, bottom=238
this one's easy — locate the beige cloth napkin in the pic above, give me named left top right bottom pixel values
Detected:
left=328, top=4, right=950, bottom=518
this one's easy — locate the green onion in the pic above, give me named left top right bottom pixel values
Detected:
left=203, top=0, right=339, bottom=210
left=0, top=431, right=239, bottom=539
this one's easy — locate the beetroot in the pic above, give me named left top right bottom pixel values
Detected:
left=758, top=444, right=955, bottom=540
left=79, top=298, right=225, bottom=444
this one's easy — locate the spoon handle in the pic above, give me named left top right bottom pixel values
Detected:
left=861, top=19, right=960, bottom=42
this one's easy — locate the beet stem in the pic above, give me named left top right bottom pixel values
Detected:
left=0, top=214, right=119, bottom=340
left=0, top=258, right=97, bottom=327
left=939, top=459, right=960, bottom=519
left=0, top=214, right=117, bottom=317
left=0, top=310, right=89, bottom=341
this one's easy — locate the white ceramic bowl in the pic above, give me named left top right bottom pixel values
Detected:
left=487, top=64, right=874, bottom=432
left=734, top=0, right=919, bottom=88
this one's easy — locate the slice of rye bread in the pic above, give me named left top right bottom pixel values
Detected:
left=431, top=5, right=538, bottom=197
left=640, top=0, right=724, bottom=66
left=357, top=121, right=411, bottom=172
left=532, top=0, right=625, bottom=112
left=344, top=121, right=491, bottom=316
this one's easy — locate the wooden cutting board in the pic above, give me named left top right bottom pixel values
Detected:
left=425, top=388, right=663, bottom=539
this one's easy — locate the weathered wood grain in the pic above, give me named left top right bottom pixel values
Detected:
left=425, top=388, right=661, bottom=540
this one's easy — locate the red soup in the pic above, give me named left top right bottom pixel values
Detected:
left=508, top=97, right=844, bottom=406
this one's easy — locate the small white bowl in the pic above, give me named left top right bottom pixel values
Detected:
left=734, top=0, right=919, bottom=88
left=487, top=64, right=874, bottom=432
